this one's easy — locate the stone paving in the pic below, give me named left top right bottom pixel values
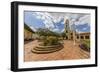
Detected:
left=24, top=40, right=90, bottom=62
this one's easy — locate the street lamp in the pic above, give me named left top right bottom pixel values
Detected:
left=71, top=18, right=79, bottom=45
left=72, top=20, right=76, bottom=45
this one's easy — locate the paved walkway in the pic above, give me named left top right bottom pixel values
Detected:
left=24, top=40, right=90, bottom=62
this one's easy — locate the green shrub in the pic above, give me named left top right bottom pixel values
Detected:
left=43, top=36, right=60, bottom=46
left=82, top=40, right=90, bottom=48
left=80, top=39, right=90, bottom=51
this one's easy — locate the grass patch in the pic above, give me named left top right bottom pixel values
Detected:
left=82, top=39, right=90, bottom=48
left=80, top=39, right=90, bottom=52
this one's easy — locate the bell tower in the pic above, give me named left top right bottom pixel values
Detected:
left=64, top=18, right=71, bottom=40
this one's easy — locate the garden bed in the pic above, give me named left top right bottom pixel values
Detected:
left=79, top=40, right=90, bottom=52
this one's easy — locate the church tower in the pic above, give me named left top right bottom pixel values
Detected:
left=64, top=18, right=71, bottom=40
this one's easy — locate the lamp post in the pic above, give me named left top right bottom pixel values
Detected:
left=72, top=18, right=80, bottom=45
left=72, top=20, right=76, bottom=45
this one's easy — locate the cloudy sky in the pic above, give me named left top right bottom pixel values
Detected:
left=24, top=11, right=90, bottom=33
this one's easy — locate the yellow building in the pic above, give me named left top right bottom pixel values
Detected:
left=76, top=32, right=90, bottom=40
left=67, top=31, right=90, bottom=41
left=24, top=23, right=34, bottom=41
left=64, top=18, right=90, bottom=41
left=64, top=18, right=71, bottom=39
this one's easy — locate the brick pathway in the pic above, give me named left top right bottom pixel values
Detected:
left=24, top=40, right=90, bottom=62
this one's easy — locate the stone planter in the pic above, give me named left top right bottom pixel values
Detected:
left=31, top=43, right=63, bottom=54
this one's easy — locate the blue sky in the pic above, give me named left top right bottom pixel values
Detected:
left=24, top=11, right=90, bottom=33
left=24, top=12, right=45, bottom=29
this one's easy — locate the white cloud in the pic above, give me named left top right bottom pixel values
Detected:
left=36, top=15, right=41, bottom=19
left=64, top=13, right=90, bottom=27
left=74, top=15, right=90, bottom=26
left=31, top=12, right=90, bottom=33
left=30, top=26, right=37, bottom=32
left=32, top=12, right=63, bottom=29
left=79, top=15, right=90, bottom=25
left=61, top=21, right=64, bottom=24
left=52, top=28, right=59, bottom=32
left=61, top=29, right=65, bottom=32
left=76, top=29, right=83, bottom=33
left=82, top=27, right=88, bottom=30
left=44, top=20, right=55, bottom=29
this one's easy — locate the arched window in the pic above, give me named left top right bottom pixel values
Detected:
left=81, top=36, right=84, bottom=39
left=77, top=36, right=79, bottom=39
left=85, top=36, right=89, bottom=39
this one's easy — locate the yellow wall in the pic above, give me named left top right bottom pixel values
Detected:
left=24, top=29, right=33, bottom=40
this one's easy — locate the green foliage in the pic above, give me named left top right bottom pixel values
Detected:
left=36, top=28, right=64, bottom=46
left=80, top=39, right=90, bottom=52
left=61, top=32, right=67, bottom=39
left=36, top=28, right=47, bottom=36
left=24, top=23, right=34, bottom=33
left=82, top=39, right=90, bottom=49
left=36, top=28, right=60, bottom=37
left=43, top=36, right=60, bottom=46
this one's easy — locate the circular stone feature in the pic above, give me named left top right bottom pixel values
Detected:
left=31, top=43, right=63, bottom=54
